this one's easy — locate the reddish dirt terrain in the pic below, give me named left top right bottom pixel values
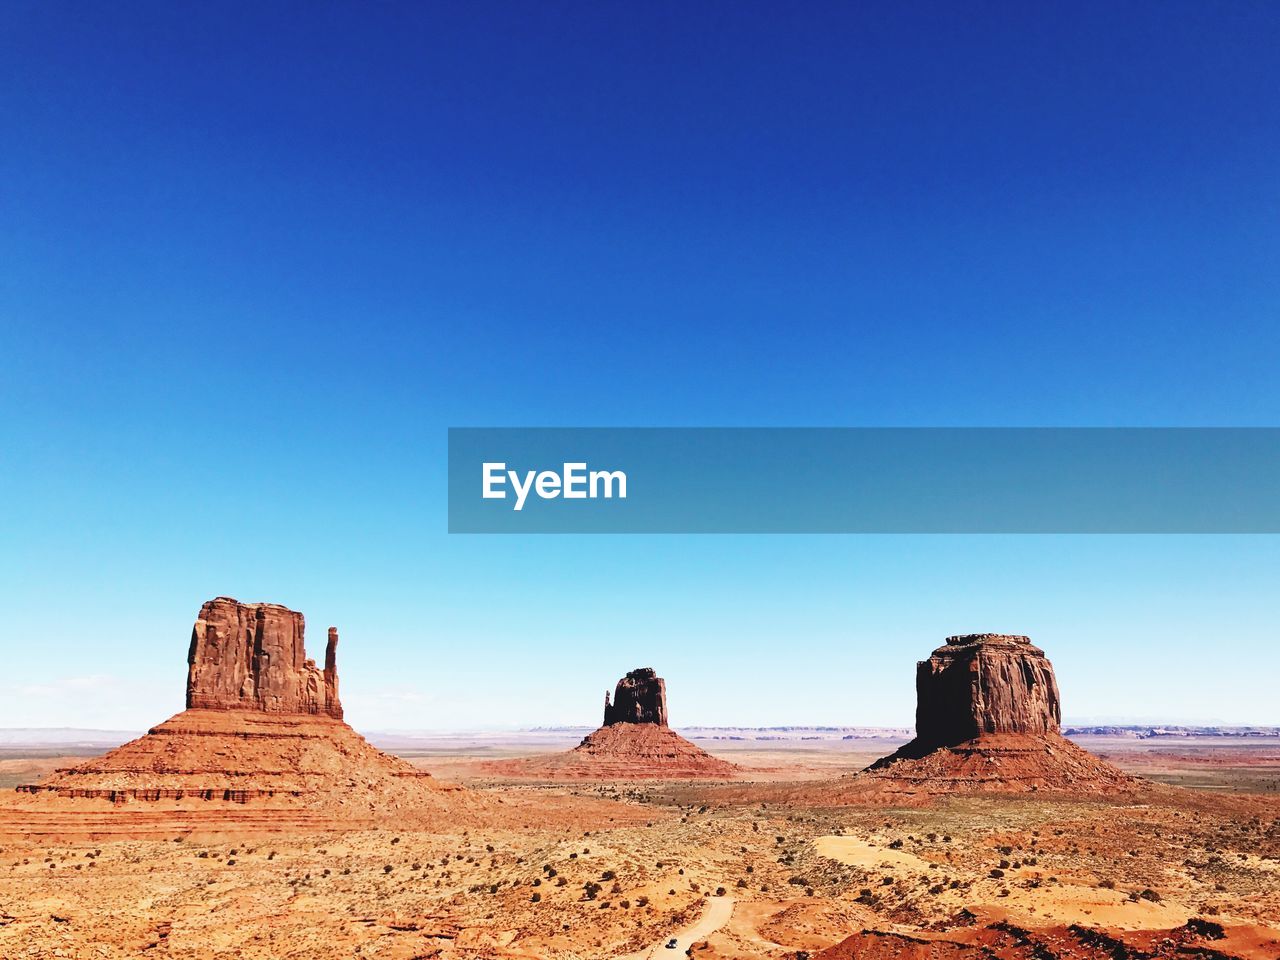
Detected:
left=2, top=735, right=1279, bottom=958
left=2, top=624, right=1277, bottom=958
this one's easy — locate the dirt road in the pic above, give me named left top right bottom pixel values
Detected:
left=620, top=894, right=735, bottom=959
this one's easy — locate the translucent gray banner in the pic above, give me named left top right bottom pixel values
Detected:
left=447, top=428, right=1280, bottom=533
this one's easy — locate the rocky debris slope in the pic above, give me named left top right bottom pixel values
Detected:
left=498, top=722, right=739, bottom=779
left=862, top=634, right=1139, bottom=795
left=18, top=598, right=460, bottom=813
left=491, top=667, right=738, bottom=779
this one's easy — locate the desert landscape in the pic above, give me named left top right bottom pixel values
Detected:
left=1, top=601, right=1277, bottom=959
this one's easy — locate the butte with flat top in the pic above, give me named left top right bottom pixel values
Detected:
left=861, top=633, right=1140, bottom=794
left=491, top=667, right=739, bottom=779
left=16, top=597, right=458, bottom=813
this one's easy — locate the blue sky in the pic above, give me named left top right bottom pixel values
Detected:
left=2, top=2, right=1278, bottom=730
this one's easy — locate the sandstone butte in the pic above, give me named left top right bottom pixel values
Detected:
left=17, top=598, right=461, bottom=813
left=491, top=667, right=739, bottom=779
left=860, top=634, right=1140, bottom=795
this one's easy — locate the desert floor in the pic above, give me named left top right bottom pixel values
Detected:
left=1, top=731, right=1277, bottom=959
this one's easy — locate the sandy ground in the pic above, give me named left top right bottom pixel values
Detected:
left=1, top=732, right=1277, bottom=958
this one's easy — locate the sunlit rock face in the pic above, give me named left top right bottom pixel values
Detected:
left=186, top=597, right=342, bottom=719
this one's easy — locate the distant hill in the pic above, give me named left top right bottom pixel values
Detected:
left=0, top=728, right=139, bottom=748
left=1064, top=725, right=1280, bottom=738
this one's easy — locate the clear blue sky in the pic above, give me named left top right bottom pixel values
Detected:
left=2, top=2, right=1277, bottom=730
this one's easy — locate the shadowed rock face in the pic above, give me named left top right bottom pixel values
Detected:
left=186, top=597, right=342, bottom=718
left=602, top=668, right=668, bottom=727
left=862, top=633, right=1135, bottom=792
left=914, top=634, right=1060, bottom=750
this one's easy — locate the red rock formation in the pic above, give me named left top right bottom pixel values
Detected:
left=22, top=597, right=464, bottom=812
left=491, top=667, right=736, bottom=780
left=498, top=723, right=739, bottom=779
left=864, top=633, right=1138, bottom=794
left=914, top=634, right=1060, bottom=749
left=603, top=667, right=668, bottom=726
left=186, top=597, right=342, bottom=719
left=817, top=918, right=1258, bottom=960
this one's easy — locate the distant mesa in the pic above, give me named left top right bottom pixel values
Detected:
left=18, top=598, right=457, bottom=810
left=863, top=633, right=1139, bottom=794
left=491, top=667, right=738, bottom=780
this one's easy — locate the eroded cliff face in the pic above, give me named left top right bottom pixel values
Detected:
left=186, top=597, right=342, bottom=718
left=914, top=634, right=1060, bottom=749
left=863, top=633, right=1135, bottom=793
left=602, top=668, right=668, bottom=727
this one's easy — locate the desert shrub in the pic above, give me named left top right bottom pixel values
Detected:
left=715, top=887, right=726, bottom=897
left=531, top=892, right=541, bottom=903
left=989, top=869, right=1005, bottom=879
